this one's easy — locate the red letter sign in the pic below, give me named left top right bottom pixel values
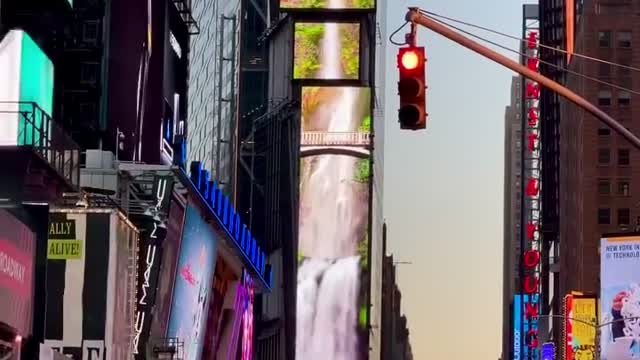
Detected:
left=524, top=250, right=540, bottom=268
left=527, top=108, right=538, bottom=126
left=526, top=82, right=540, bottom=99
left=527, top=32, right=538, bottom=49
left=523, top=275, right=539, bottom=294
left=528, top=133, right=538, bottom=151
left=526, top=178, right=539, bottom=197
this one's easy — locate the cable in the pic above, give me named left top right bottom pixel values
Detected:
left=421, top=13, right=640, bottom=96
left=389, top=21, right=409, bottom=46
left=420, top=9, right=640, bottom=74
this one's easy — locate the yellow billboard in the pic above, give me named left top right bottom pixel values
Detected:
left=572, top=297, right=597, bottom=360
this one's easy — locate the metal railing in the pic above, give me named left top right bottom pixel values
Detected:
left=300, top=131, right=371, bottom=147
left=0, top=101, right=80, bottom=188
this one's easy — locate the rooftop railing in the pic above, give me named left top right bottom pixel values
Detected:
left=0, top=101, right=80, bottom=188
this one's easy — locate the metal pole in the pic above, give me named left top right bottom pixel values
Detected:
left=405, top=9, right=640, bottom=151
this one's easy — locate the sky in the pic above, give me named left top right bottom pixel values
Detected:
left=382, top=1, right=530, bottom=359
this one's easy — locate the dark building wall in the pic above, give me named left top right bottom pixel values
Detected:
left=560, top=0, right=640, bottom=297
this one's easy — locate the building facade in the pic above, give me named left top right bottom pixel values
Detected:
left=559, top=0, right=638, bottom=295
left=502, top=75, right=523, bottom=360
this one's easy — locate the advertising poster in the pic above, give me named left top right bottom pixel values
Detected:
left=294, top=22, right=360, bottom=80
left=600, top=235, right=640, bottom=360
left=0, top=30, right=54, bottom=146
left=167, top=205, right=218, bottom=360
left=44, top=212, right=115, bottom=360
left=0, top=209, right=35, bottom=337
left=565, top=294, right=597, bottom=360
left=296, top=85, right=371, bottom=360
left=281, top=0, right=374, bottom=10
left=149, top=198, right=185, bottom=339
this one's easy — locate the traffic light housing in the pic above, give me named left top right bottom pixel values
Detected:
left=397, top=46, right=427, bottom=130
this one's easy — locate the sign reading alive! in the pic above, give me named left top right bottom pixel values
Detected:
left=520, top=25, right=542, bottom=360
left=133, top=175, right=174, bottom=358
left=48, top=220, right=83, bottom=260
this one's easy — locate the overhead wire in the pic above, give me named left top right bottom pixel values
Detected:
left=419, top=9, right=640, bottom=74
left=389, top=21, right=410, bottom=46
left=416, top=12, right=640, bottom=96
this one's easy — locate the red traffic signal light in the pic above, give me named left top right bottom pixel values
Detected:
left=397, top=46, right=427, bottom=130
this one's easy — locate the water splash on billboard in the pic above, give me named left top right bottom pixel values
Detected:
left=296, top=0, right=363, bottom=358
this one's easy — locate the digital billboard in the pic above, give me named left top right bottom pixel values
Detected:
left=296, top=86, right=371, bottom=359
left=167, top=205, right=218, bottom=360
left=294, top=22, right=360, bottom=80
left=564, top=294, right=597, bottom=360
left=281, top=0, right=374, bottom=10
left=600, top=235, right=640, bottom=360
left=0, top=30, right=54, bottom=146
left=0, top=209, right=35, bottom=337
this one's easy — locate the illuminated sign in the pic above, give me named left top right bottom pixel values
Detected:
left=519, top=24, right=542, bottom=360
left=280, top=0, right=374, bottom=10
left=47, top=240, right=83, bottom=260
left=0, top=30, right=54, bottom=146
left=514, top=294, right=523, bottom=360
left=541, top=342, right=555, bottom=360
left=293, top=22, right=360, bottom=80
left=241, top=269, right=255, bottom=360
left=133, top=175, right=174, bottom=358
left=188, top=162, right=271, bottom=287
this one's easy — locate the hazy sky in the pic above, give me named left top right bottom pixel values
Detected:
left=382, top=1, right=529, bottom=359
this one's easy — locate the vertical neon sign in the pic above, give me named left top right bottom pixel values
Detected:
left=241, top=269, right=255, bottom=360
left=521, top=18, right=542, bottom=359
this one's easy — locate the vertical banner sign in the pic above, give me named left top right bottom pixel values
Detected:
left=520, top=15, right=542, bottom=360
left=241, top=269, right=255, bottom=360
left=571, top=296, right=597, bottom=360
left=514, top=294, right=523, bottom=360
left=564, top=295, right=574, bottom=360
left=133, top=175, right=174, bottom=358
left=600, top=235, right=640, bottom=360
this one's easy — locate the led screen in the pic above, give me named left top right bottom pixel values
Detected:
left=600, top=235, right=640, bottom=360
left=281, top=0, right=374, bottom=10
left=294, top=22, right=360, bottom=80
left=0, top=30, right=54, bottom=146
left=167, top=205, right=218, bottom=360
left=296, top=86, right=371, bottom=359
left=0, top=209, right=35, bottom=336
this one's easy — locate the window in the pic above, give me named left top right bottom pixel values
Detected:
left=80, top=62, right=98, bottom=84
left=599, top=31, right=612, bottom=47
left=598, top=148, right=611, bottom=164
left=618, top=91, right=631, bottom=106
left=598, top=179, right=611, bottom=195
left=619, top=61, right=631, bottom=76
left=618, top=149, right=630, bottom=166
left=598, top=62, right=611, bottom=77
left=598, top=90, right=612, bottom=106
left=617, top=31, right=632, bottom=48
left=82, top=21, right=99, bottom=44
left=618, top=180, right=630, bottom=196
left=598, top=127, right=611, bottom=136
left=618, top=208, right=631, bottom=225
left=598, top=208, right=611, bottom=224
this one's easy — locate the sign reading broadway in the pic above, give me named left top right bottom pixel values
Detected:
left=133, top=175, right=174, bottom=358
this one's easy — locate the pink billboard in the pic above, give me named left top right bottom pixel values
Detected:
left=0, top=209, right=35, bottom=336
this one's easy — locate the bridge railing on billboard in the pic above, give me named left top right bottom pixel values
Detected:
left=0, top=101, right=80, bottom=188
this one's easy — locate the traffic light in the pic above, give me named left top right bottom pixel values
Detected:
left=397, top=46, right=427, bottom=130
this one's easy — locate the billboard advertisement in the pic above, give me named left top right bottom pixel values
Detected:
left=296, top=85, right=371, bottom=360
left=167, top=204, right=218, bottom=360
left=133, top=175, right=175, bottom=358
left=281, top=0, right=374, bottom=10
left=564, top=294, right=597, bottom=360
left=517, top=10, right=542, bottom=359
left=149, top=197, right=185, bottom=340
left=0, top=30, right=54, bottom=146
left=294, top=22, right=360, bottom=80
left=45, top=210, right=138, bottom=360
left=0, top=209, right=35, bottom=337
left=600, top=235, right=640, bottom=360
left=513, top=293, right=540, bottom=360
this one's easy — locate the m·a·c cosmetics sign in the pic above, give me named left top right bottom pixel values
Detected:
left=133, top=175, right=174, bottom=358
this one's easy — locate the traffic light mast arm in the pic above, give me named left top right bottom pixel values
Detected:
left=405, top=8, right=640, bottom=150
